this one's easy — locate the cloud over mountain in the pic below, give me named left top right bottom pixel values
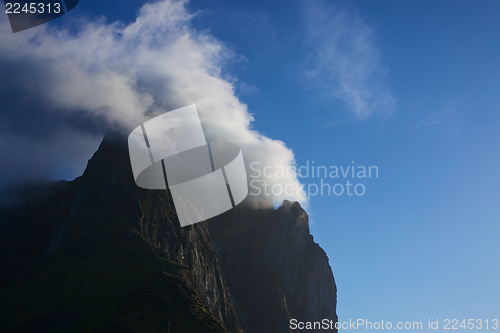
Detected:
left=0, top=0, right=306, bottom=205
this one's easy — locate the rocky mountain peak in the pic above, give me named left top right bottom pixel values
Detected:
left=0, top=133, right=337, bottom=332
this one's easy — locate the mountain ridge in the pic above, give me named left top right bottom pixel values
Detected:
left=0, top=132, right=337, bottom=332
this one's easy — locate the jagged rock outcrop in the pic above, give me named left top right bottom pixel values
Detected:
left=0, top=132, right=337, bottom=333
left=209, top=200, right=338, bottom=333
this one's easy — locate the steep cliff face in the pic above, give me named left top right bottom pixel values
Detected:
left=43, top=133, right=243, bottom=333
left=209, top=201, right=338, bottom=333
left=0, top=133, right=337, bottom=333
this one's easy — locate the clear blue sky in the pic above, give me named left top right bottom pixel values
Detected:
left=22, top=0, right=500, bottom=330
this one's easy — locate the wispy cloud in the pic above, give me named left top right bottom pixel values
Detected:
left=0, top=0, right=306, bottom=205
left=302, top=0, right=396, bottom=118
left=416, top=98, right=464, bottom=131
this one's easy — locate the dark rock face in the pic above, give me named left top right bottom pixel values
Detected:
left=43, top=133, right=243, bottom=333
left=209, top=201, right=338, bottom=333
left=101, top=270, right=231, bottom=333
left=134, top=191, right=242, bottom=332
left=0, top=133, right=337, bottom=333
left=0, top=179, right=81, bottom=289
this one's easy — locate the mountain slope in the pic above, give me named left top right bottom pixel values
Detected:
left=0, top=132, right=337, bottom=332
left=209, top=200, right=338, bottom=332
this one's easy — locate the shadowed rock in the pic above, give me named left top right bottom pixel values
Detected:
left=0, top=132, right=337, bottom=332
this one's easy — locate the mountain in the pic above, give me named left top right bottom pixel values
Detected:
left=0, top=132, right=338, bottom=332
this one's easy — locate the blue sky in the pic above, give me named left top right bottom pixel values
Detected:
left=1, top=0, right=499, bottom=330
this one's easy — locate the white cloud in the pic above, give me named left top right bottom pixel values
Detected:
left=0, top=0, right=306, bottom=206
left=302, top=0, right=396, bottom=118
